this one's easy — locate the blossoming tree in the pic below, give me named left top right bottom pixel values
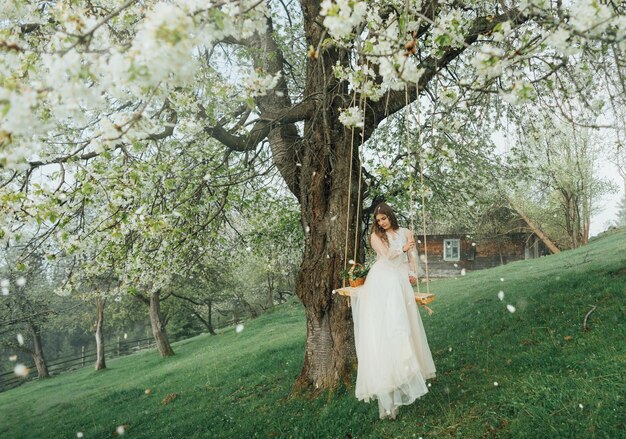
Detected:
left=1, top=0, right=624, bottom=390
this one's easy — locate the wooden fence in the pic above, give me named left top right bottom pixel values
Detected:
left=0, top=302, right=284, bottom=392
left=0, top=336, right=156, bottom=392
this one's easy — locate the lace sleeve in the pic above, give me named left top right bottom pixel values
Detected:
left=405, top=229, right=419, bottom=277
left=371, top=232, right=404, bottom=260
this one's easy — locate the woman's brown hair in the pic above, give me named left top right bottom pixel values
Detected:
left=370, top=202, right=399, bottom=247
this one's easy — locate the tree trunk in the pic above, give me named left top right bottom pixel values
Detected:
left=292, top=56, right=363, bottom=390
left=206, top=300, right=216, bottom=335
left=94, top=296, right=106, bottom=370
left=581, top=187, right=591, bottom=245
left=29, top=323, right=49, bottom=378
left=149, top=290, right=175, bottom=357
left=266, top=272, right=274, bottom=308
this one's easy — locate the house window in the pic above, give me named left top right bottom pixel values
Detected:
left=444, top=239, right=460, bottom=261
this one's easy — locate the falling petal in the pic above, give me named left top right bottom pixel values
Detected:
left=116, top=426, right=125, bottom=435
left=235, top=324, right=244, bottom=333
left=246, top=246, right=252, bottom=252
left=123, top=333, right=128, bottom=339
left=506, top=304, right=516, bottom=313
left=0, top=279, right=8, bottom=288
left=498, top=291, right=504, bottom=301
left=448, top=346, right=452, bottom=352
left=296, top=163, right=302, bottom=167
left=453, top=263, right=458, bottom=268
left=9, top=355, right=17, bottom=361
left=1, top=287, right=8, bottom=296
left=500, top=278, right=504, bottom=282
left=77, top=433, right=84, bottom=438
left=578, top=403, right=583, bottom=409
left=460, top=269, right=466, bottom=276
left=330, top=215, right=337, bottom=221
left=16, top=277, right=26, bottom=287
left=305, top=226, right=310, bottom=233
left=467, top=200, right=475, bottom=206
left=348, top=259, right=355, bottom=265
left=17, top=334, right=24, bottom=346
left=493, top=382, right=499, bottom=386
left=471, top=242, right=476, bottom=247
left=14, top=364, right=29, bottom=378
left=144, top=389, right=152, bottom=395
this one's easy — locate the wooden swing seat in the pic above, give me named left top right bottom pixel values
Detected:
left=334, top=286, right=436, bottom=307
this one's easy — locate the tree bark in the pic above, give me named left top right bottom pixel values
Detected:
left=149, top=290, right=175, bottom=357
left=29, top=323, right=49, bottom=378
left=206, top=300, right=216, bottom=335
left=283, top=12, right=361, bottom=390
left=94, top=296, right=106, bottom=370
left=266, top=272, right=274, bottom=308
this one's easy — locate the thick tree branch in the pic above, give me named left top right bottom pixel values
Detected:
left=371, top=9, right=530, bottom=127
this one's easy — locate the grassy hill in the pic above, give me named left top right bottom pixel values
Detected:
left=1, top=228, right=624, bottom=439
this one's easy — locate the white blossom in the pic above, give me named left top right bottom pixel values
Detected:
left=243, top=70, right=282, bottom=98
left=432, top=9, right=470, bottom=49
left=471, top=46, right=506, bottom=79
left=321, top=1, right=368, bottom=40
left=338, top=106, right=364, bottom=128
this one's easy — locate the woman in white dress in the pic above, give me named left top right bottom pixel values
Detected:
left=350, top=202, right=436, bottom=419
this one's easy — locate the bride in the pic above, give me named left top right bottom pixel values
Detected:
left=350, top=202, right=436, bottom=419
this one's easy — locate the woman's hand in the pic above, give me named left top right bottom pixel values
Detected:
left=409, top=275, right=417, bottom=285
left=403, top=238, right=415, bottom=253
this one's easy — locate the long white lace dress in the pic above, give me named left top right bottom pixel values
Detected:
left=350, top=227, right=436, bottom=419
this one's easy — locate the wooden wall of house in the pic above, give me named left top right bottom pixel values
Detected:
left=416, top=234, right=535, bottom=278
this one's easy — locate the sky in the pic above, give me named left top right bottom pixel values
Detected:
left=590, top=158, right=623, bottom=237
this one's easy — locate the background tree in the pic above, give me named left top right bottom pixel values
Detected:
left=0, top=252, right=55, bottom=378
left=508, top=112, right=617, bottom=248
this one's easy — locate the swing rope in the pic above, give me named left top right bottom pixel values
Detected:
left=342, top=89, right=358, bottom=288
left=342, top=61, right=369, bottom=286
left=336, top=28, right=436, bottom=312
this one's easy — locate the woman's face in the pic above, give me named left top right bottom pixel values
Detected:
left=375, top=213, right=391, bottom=231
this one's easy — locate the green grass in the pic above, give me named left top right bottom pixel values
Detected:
left=1, top=228, right=625, bottom=438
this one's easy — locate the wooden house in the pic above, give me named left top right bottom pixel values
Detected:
left=415, top=232, right=550, bottom=278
